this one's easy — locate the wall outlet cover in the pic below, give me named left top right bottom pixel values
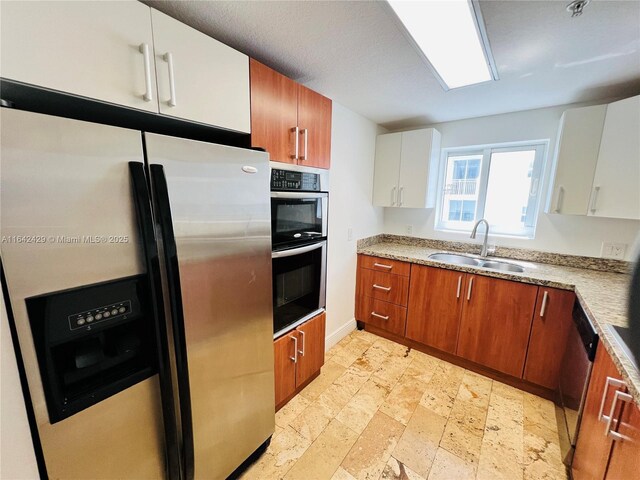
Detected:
left=601, top=242, right=627, bottom=260
left=406, top=225, right=413, bottom=235
left=347, top=227, right=353, bottom=241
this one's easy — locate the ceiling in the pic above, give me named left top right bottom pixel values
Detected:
left=145, top=0, right=640, bottom=129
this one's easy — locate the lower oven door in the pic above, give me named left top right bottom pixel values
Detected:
left=272, top=241, right=327, bottom=336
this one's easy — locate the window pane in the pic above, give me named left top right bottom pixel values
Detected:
left=448, top=200, right=462, bottom=221
left=483, top=150, right=536, bottom=233
left=441, top=154, right=482, bottom=226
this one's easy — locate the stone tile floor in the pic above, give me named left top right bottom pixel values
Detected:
left=241, top=329, right=568, bottom=480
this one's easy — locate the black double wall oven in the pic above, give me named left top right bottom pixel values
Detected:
left=271, top=165, right=328, bottom=337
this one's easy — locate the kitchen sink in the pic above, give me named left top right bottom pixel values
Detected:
left=428, top=253, right=525, bottom=273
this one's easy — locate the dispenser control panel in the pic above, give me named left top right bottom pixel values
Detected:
left=68, top=300, right=132, bottom=330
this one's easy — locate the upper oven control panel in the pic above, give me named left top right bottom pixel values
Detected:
left=271, top=169, right=320, bottom=191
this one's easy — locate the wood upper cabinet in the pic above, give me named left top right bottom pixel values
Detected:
left=523, top=288, right=575, bottom=389
left=605, top=400, right=640, bottom=479
left=295, top=312, right=326, bottom=386
left=150, top=9, right=250, bottom=133
left=406, top=265, right=466, bottom=354
left=0, top=1, right=158, bottom=113
left=456, top=275, right=538, bottom=377
left=297, top=85, right=332, bottom=169
left=573, top=345, right=627, bottom=480
left=249, top=59, right=298, bottom=164
left=250, top=60, right=332, bottom=169
left=274, top=332, right=297, bottom=406
left=274, top=312, right=326, bottom=409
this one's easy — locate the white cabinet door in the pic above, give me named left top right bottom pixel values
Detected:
left=398, top=129, right=441, bottom=208
left=151, top=9, right=251, bottom=133
left=0, top=1, right=158, bottom=113
left=590, top=95, right=640, bottom=220
left=548, top=105, right=607, bottom=215
left=373, top=133, right=402, bottom=207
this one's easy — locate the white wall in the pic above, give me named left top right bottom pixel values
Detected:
left=384, top=104, right=640, bottom=260
left=325, top=102, right=384, bottom=348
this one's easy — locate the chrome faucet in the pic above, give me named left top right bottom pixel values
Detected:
left=470, top=219, right=490, bottom=257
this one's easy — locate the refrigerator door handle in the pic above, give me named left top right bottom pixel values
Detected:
left=149, top=163, right=195, bottom=480
left=128, top=161, right=181, bottom=480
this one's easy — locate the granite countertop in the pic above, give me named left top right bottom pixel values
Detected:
left=357, top=236, right=639, bottom=405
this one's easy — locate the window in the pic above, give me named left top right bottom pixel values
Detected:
left=436, top=142, right=547, bottom=238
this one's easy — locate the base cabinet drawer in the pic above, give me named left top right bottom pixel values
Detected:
left=357, top=296, right=407, bottom=336
left=357, top=268, right=409, bottom=306
left=359, top=255, right=410, bottom=276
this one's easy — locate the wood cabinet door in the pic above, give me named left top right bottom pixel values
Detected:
left=605, top=401, right=640, bottom=479
left=456, top=275, right=538, bottom=377
left=406, top=266, right=466, bottom=354
left=249, top=59, right=299, bottom=163
left=572, top=345, right=623, bottom=480
left=274, top=333, right=297, bottom=406
left=590, top=95, right=640, bottom=220
left=297, top=85, right=332, bottom=169
left=151, top=9, right=250, bottom=132
left=523, top=288, right=575, bottom=389
left=372, top=133, right=402, bottom=207
left=295, top=312, right=326, bottom=386
left=1, top=1, right=158, bottom=113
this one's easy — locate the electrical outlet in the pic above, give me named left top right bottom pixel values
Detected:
left=601, top=242, right=627, bottom=260
left=406, top=225, right=413, bottom=235
left=347, top=227, right=353, bottom=241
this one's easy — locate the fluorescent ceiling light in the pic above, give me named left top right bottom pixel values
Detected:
left=388, top=0, right=497, bottom=90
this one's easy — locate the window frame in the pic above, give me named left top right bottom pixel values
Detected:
left=435, top=140, right=548, bottom=239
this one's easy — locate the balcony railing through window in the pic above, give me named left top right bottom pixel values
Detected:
left=444, top=179, right=478, bottom=195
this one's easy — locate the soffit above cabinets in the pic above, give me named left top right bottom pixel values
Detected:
left=143, top=0, right=640, bottom=129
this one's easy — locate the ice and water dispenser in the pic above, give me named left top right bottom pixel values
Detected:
left=26, top=275, right=158, bottom=423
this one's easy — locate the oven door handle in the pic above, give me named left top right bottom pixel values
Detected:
left=272, top=241, right=326, bottom=259
left=271, top=191, right=328, bottom=199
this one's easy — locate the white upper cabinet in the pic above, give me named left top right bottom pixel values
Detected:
left=373, top=128, right=441, bottom=208
left=589, top=95, right=640, bottom=220
left=548, top=104, right=607, bottom=215
left=150, top=9, right=250, bottom=133
left=0, top=1, right=158, bottom=113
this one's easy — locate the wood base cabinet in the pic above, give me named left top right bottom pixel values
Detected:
left=406, top=265, right=466, bottom=354
left=573, top=345, right=639, bottom=480
left=456, top=275, right=538, bottom=378
left=273, top=312, right=325, bottom=409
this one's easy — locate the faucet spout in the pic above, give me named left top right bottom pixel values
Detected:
left=470, top=219, right=490, bottom=257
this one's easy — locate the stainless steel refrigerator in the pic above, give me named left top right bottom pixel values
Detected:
left=0, top=108, right=275, bottom=479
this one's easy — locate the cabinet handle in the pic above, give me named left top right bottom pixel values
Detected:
left=391, top=186, right=397, bottom=206
left=291, top=127, right=299, bottom=160
left=372, top=284, right=391, bottom=292
left=399, top=186, right=404, bottom=206
left=606, top=389, right=633, bottom=441
left=371, top=312, right=389, bottom=320
left=163, top=52, right=177, bottom=107
left=599, top=376, right=626, bottom=422
left=139, top=43, right=153, bottom=102
left=467, top=277, right=473, bottom=301
left=373, top=262, right=393, bottom=270
left=290, top=335, right=298, bottom=363
left=554, top=186, right=565, bottom=213
left=540, top=291, right=549, bottom=317
left=299, top=128, right=308, bottom=161
left=590, top=186, right=600, bottom=213
left=298, top=331, right=305, bottom=356
left=456, top=275, right=462, bottom=299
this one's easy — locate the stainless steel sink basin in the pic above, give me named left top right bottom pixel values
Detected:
left=478, top=260, right=525, bottom=273
left=428, top=253, right=481, bottom=266
left=428, top=252, right=525, bottom=273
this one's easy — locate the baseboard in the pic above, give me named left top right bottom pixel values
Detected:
left=325, top=317, right=357, bottom=351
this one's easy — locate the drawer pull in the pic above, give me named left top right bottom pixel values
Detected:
left=372, top=284, right=391, bottom=292
left=606, top=389, right=633, bottom=441
left=373, top=262, right=393, bottom=270
left=371, top=312, right=389, bottom=320
left=599, top=376, right=626, bottom=422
